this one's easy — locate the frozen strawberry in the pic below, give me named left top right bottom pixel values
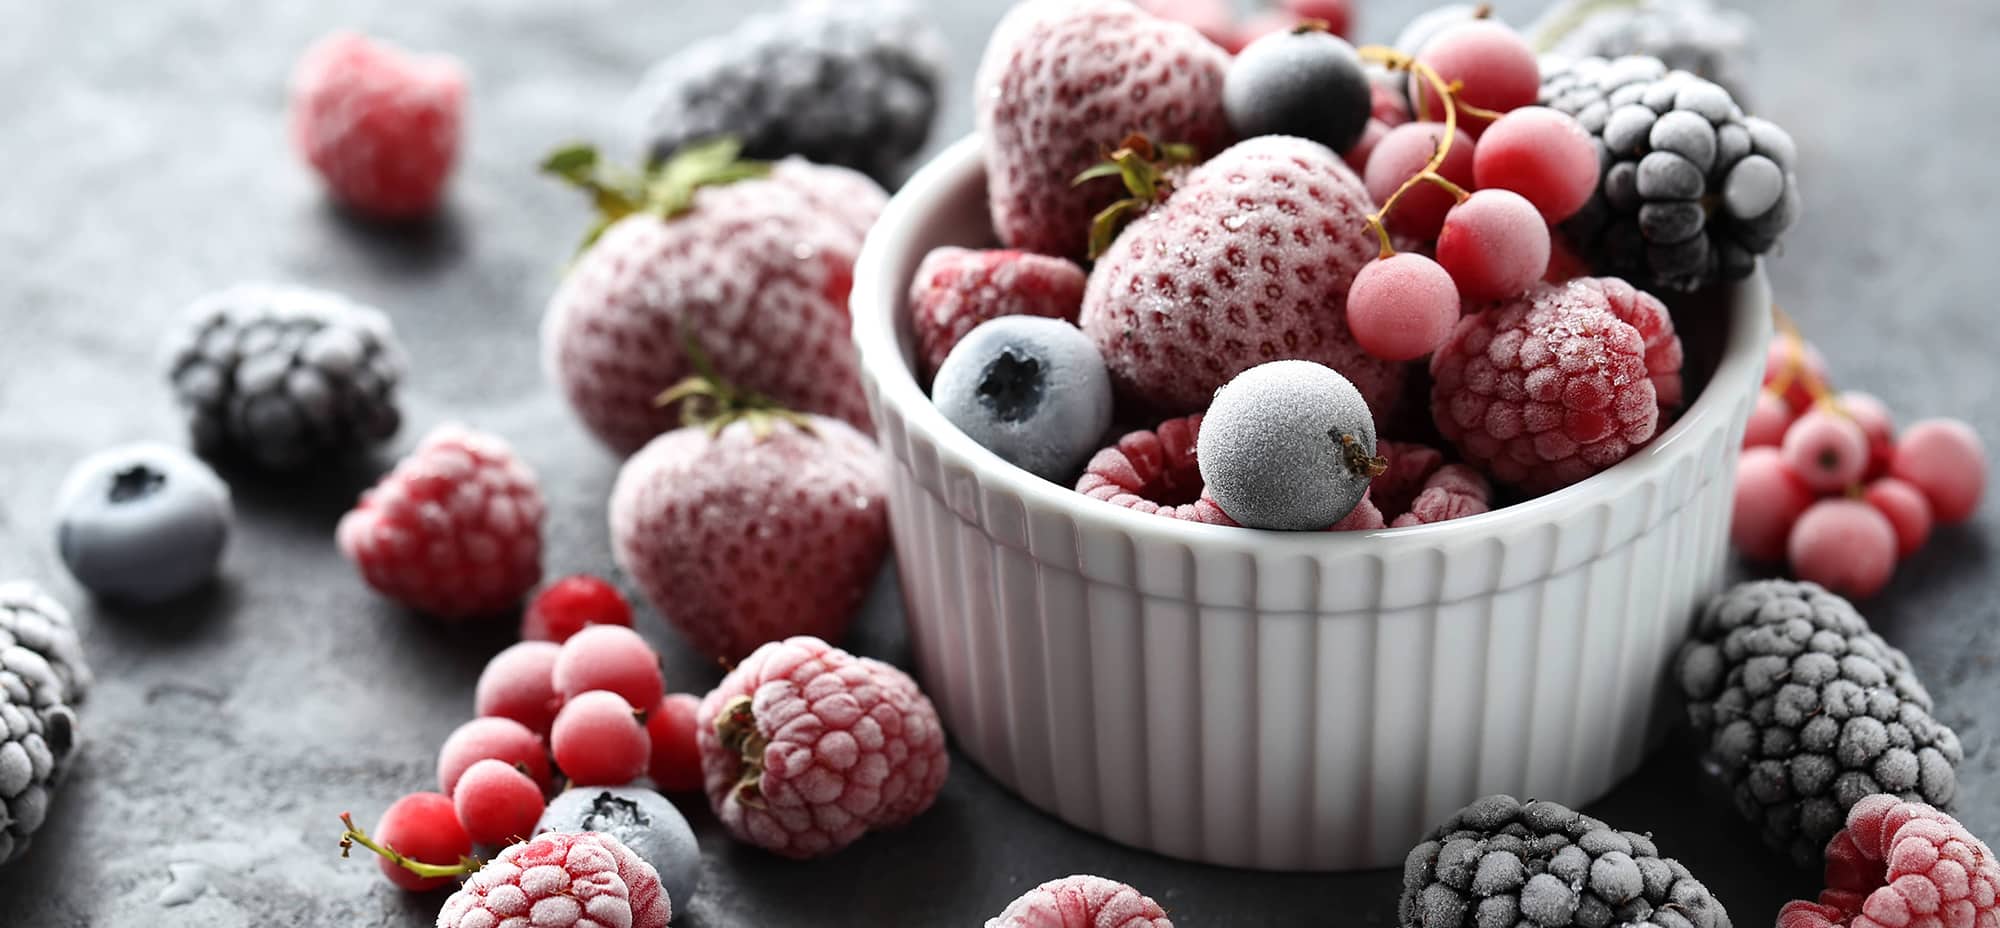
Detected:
left=541, top=141, right=883, bottom=455
left=909, top=247, right=1086, bottom=381
left=977, top=0, right=1232, bottom=261
left=1080, top=135, right=1403, bottom=418
left=288, top=32, right=465, bottom=219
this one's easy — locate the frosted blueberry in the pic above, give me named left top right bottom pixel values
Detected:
left=932, top=316, right=1112, bottom=483
left=1224, top=27, right=1372, bottom=154
left=537, top=786, right=700, bottom=910
left=55, top=443, right=231, bottom=605
left=1197, top=360, right=1381, bottom=531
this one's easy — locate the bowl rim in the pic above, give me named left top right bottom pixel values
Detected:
left=850, top=133, right=1772, bottom=559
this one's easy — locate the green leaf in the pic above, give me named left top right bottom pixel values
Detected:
left=1072, top=162, right=1126, bottom=187
left=540, top=143, right=599, bottom=179
left=1087, top=198, right=1141, bottom=261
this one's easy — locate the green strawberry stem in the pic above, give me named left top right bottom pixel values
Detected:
left=714, top=695, right=770, bottom=809
left=541, top=137, right=770, bottom=251
left=337, top=812, right=483, bottom=881
left=1073, top=134, right=1200, bottom=261
left=653, top=336, right=815, bottom=438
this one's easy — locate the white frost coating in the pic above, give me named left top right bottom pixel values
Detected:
left=1197, top=360, right=1377, bottom=531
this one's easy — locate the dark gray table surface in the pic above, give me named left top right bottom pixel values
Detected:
left=3, top=0, right=1997, bottom=925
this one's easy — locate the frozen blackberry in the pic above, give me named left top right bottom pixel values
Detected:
left=0, top=583, right=87, bottom=867
left=1532, top=0, right=1755, bottom=97
left=1539, top=54, right=1798, bottom=292
left=165, top=284, right=405, bottom=470
left=1401, top=794, right=1732, bottom=928
left=634, top=2, right=945, bottom=185
left=0, top=583, right=90, bottom=705
left=1677, top=580, right=1962, bottom=869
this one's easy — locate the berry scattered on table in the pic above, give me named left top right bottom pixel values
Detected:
left=1074, top=415, right=1235, bottom=524
left=1744, top=391, right=1794, bottom=449
left=698, top=636, right=947, bottom=859
left=1223, top=24, right=1373, bottom=155
left=537, top=785, right=702, bottom=913
left=1408, top=20, right=1540, bottom=134
left=362, top=792, right=473, bottom=892
left=1197, top=360, right=1384, bottom=531
left=1364, top=122, right=1479, bottom=240
left=976, top=0, right=1232, bottom=261
left=1730, top=446, right=1815, bottom=563
left=1400, top=794, right=1731, bottom=928
left=1865, top=478, right=1935, bottom=559
left=451, top=758, right=545, bottom=848
left=552, top=624, right=665, bottom=713
left=541, top=140, right=882, bottom=454
left=53, top=442, right=231, bottom=605
left=1788, top=498, right=1899, bottom=600
left=0, top=582, right=88, bottom=867
left=1782, top=409, right=1870, bottom=494
left=288, top=31, right=465, bottom=219
left=985, top=874, right=1175, bottom=928
left=438, top=716, right=554, bottom=797
left=522, top=575, right=633, bottom=645
left=909, top=247, right=1087, bottom=383
left=1778, top=795, right=2000, bottom=928
left=1678, top=580, right=1963, bottom=868
left=434, top=831, right=670, bottom=928
left=475, top=641, right=564, bottom=738
left=336, top=424, right=545, bottom=620
left=1347, top=254, right=1462, bottom=362
left=164, top=283, right=405, bottom=470
left=646, top=693, right=704, bottom=794
left=635, top=3, right=944, bottom=185
left=1839, top=392, right=1897, bottom=481
left=552, top=690, right=652, bottom=788
left=1891, top=419, right=1987, bottom=525
left=1472, top=106, right=1601, bottom=223
left=932, top=316, right=1114, bottom=483
left=1435, top=188, right=1551, bottom=301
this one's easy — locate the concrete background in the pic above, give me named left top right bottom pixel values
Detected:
left=1, top=0, right=1995, bottom=925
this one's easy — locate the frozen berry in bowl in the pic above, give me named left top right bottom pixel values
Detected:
left=1197, top=360, right=1383, bottom=531
left=288, top=31, right=465, bottom=220
left=1408, top=20, right=1540, bottom=133
left=1075, top=414, right=1233, bottom=524
left=1364, top=122, right=1478, bottom=240
left=1472, top=106, right=1600, bottom=223
left=933, top=316, right=1114, bottom=484
left=537, top=785, right=701, bottom=912
left=521, top=574, right=632, bottom=644
left=54, top=442, right=231, bottom=605
left=1223, top=23, right=1372, bottom=155
left=909, top=247, right=1086, bottom=383
left=1434, top=188, right=1551, bottom=302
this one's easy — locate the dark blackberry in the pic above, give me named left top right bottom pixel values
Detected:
left=1532, top=0, right=1756, bottom=98
left=1540, top=54, right=1798, bottom=292
left=1400, top=794, right=1733, bottom=928
left=633, top=2, right=945, bottom=186
left=1677, top=580, right=1962, bottom=869
left=164, top=284, right=405, bottom=470
left=0, top=582, right=87, bottom=866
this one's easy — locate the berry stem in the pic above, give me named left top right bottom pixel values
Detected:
left=714, top=695, right=770, bottom=809
left=1356, top=49, right=1474, bottom=252
left=655, top=335, right=817, bottom=438
left=337, top=813, right=482, bottom=881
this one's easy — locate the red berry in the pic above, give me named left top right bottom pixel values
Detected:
left=438, top=717, right=553, bottom=796
left=451, top=758, right=546, bottom=847
left=1781, top=409, right=1869, bottom=493
left=1763, top=335, right=1830, bottom=414
left=552, top=624, right=664, bottom=711
left=371, top=792, right=472, bottom=892
left=1779, top=796, right=2000, bottom=928
left=1435, top=189, right=1551, bottom=301
left=1388, top=463, right=1493, bottom=527
left=1472, top=106, right=1598, bottom=222
left=1347, top=253, right=1462, bottom=361
left=1371, top=81, right=1411, bottom=127
left=474, top=641, right=563, bottom=737
left=1225, top=10, right=1305, bottom=54
left=1408, top=21, right=1539, bottom=134
left=1891, top=418, right=1986, bottom=524
left=1364, top=122, right=1477, bottom=239
left=1732, top=447, right=1815, bottom=562
left=646, top=693, right=704, bottom=793
left=438, top=831, right=670, bottom=928
left=1865, top=477, right=1934, bottom=558
left=288, top=32, right=465, bottom=219
left=552, top=690, right=651, bottom=787
left=1839, top=392, right=1897, bottom=480
left=1343, top=118, right=1391, bottom=175
left=1744, top=390, right=1795, bottom=449
left=1281, top=0, right=1352, bottom=36
left=522, top=575, right=633, bottom=644
left=908, top=247, right=1087, bottom=381
left=1788, top=498, right=1898, bottom=599
left=988, top=875, right=1174, bottom=928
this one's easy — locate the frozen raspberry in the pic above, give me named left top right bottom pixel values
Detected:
left=1572, top=275, right=1686, bottom=410
left=435, top=831, right=670, bottom=928
left=288, top=32, right=465, bottom=219
left=1371, top=441, right=1446, bottom=521
left=1390, top=464, right=1493, bottom=527
left=1330, top=490, right=1387, bottom=531
left=1076, top=415, right=1234, bottom=524
left=977, top=0, right=1233, bottom=261
left=1430, top=279, right=1681, bottom=493
left=986, top=874, right=1175, bottom=928
left=909, top=247, right=1087, bottom=382
left=522, top=575, right=633, bottom=644
left=475, top=641, right=564, bottom=737
left=1080, top=136, right=1404, bottom=418
left=336, top=424, right=545, bottom=619
left=697, top=636, right=947, bottom=859
left=1779, top=796, right=2000, bottom=928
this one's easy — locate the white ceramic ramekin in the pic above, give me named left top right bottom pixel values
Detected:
left=850, top=135, right=1772, bottom=871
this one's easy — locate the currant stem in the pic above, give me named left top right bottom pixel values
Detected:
left=337, top=813, right=481, bottom=881
left=1356, top=49, right=1469, bottom=250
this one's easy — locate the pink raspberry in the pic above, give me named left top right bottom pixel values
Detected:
left=1779, top=795, right=2000, bottom=928
left=1572, top=276, right=1686, bottom=410
left=336, top=424, right=545, bottom=619
left=1329, top=490, right=1386, bottom=531
left=1429, top=279, right=1681, bottom=494
left=1371, top=440, right=1446, bottom=520
left=696, top=636, right=947, bottom=859
left=288, top=32, right=465, bottom=219
left=436, top=831, right=670, bottom=928
left=1390, top=463, right=1493, bottom=526
left=909, top=247, right=1087, bottom=381
left=1075, top=415, right=1235, bottom=524
left=986, top=875, right=1175, bottom=928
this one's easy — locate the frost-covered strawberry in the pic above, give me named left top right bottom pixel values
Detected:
left=541, top=140, right=883, bottom=455
left=1079, top=135, right=1402, bottom=417
left=976, top=0, right=1232, bottom=261
left=609, top=357, right=888, bottom=662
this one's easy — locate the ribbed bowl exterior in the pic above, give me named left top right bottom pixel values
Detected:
left=851, top=136, right=1772, bottom=871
